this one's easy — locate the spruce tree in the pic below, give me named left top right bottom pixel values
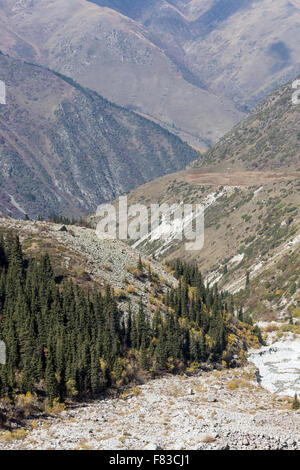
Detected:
left=45, top=354, right=59, bottom=406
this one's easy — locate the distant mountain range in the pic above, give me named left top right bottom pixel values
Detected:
left=0, top=0, right=299, bottom=220
left=90, top=0, right=300, bottom=107
left=1, top=0, right=298, bottom=147
left=0, top=52, right=198, bottom=218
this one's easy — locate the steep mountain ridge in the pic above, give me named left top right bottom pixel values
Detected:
left=0, top=52, right=198, bottom=218
left=0, top=217, right=178, bottom=317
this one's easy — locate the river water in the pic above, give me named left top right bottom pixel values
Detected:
left=248, top=338, right=300, bottom=397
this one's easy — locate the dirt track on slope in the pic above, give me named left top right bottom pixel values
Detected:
left=184, top=170, right=300, bottom=187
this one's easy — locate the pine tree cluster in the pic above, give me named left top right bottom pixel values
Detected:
left=0, top=233, right=257, bottom=406
left=0, top=232, right=124, bottom=403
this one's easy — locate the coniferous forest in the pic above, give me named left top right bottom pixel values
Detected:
left=0, top=232, right=262, bottom=406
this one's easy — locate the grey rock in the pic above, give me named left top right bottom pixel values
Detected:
left=207, top=395, right=218, bottom=403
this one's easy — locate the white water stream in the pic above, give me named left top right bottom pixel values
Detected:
left=248, top=338, right=300, bottom=397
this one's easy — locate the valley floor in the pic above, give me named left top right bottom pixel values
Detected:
left=0, top=365, right=299, bottom=450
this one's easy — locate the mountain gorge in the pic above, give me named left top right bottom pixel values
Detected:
left=0, top=52, right=198, bottom=218
left=0, top=216, right=299, bottom=450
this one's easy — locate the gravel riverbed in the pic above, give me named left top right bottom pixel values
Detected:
left=0, top=365, right=299, bottom=450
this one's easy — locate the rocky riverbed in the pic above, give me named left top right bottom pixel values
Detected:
left=0, top=365, right=299, bottom=450
left=0, top=218, right=299, bottom=451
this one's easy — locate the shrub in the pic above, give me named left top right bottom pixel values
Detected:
left=125, top=265, right=143, bottom=279
left=12, top=429, right=27, bottom=440
left=292, top=308, right=300, bottom=319
left=44, top=398, right=66, bottom=415
left=15, top=392, right=38, bottom=417
left=226, top=380, right=239, bottom=391
left=66, top=379, right=78, bottom=397
left=127, top=285, right=137, bottom=295
left=103, top=263, right=112, bottom=272
left=115, top=289, right=128, bottom=300
left=292, top=394, right=300, bottom=410
left=0, top=429, right=28, bottom=441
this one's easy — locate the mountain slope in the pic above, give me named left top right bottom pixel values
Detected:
left=0, top=0, right=244, bottom=148
left=0, top=220, right=298, bottom=450
left=109, top=76, right=300, bottom=321
left=1, top=1, right=299, bottom=147
left=0, top=52, right=198, bottom=218
left=0, top=217, right=177, bottom=317
left=91, top=0, right=300, bottom=110
left=194, top=75, right=300, bottom=171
